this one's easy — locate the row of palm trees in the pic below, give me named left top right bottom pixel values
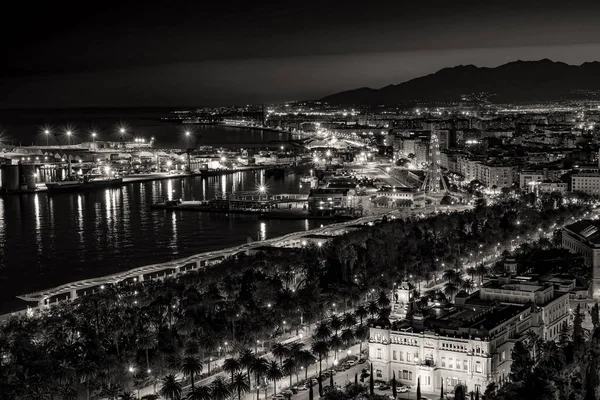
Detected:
left=157, top=299, right=385, bottom=400
left=159, top=373, right=244, bottom=400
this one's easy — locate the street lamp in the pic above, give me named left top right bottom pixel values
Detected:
left=91, top=132, right=97, bottom=144
left=119, top=127, right=126, bottom=146
left=185, top=130, right=191, bottom=149
left=66, top=130, right=72, bottom=146
left=44, top=129, right=50, bottom=146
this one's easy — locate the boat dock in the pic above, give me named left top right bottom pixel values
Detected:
left=149, top=192, right=335, bottom=220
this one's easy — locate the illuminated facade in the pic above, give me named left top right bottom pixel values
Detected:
left=562, top=220, right=600, bottom=299
left=370, top=278, right=569, bottom=393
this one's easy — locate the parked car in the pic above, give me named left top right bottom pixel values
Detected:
left=271, top=394, right=284, bottom=400
left=357, top=358, right=367, bottom=364
left=378, top=383, right=390, bottom=390
left=335, top=364, right=345, bottom=372
left=398, top=387, right=409, bottom=393
left=347, top=360, right=357, bottom=367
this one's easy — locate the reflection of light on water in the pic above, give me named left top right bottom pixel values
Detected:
left=0, top=198, right=5, bottom=242
left=105, top=189, right=112, bottom=220
left=305, top=219, right=309, bottom=231
left=77, top=195, right=84, bottom=246
left=34, top=194, right=42, bottom=252
left=167, top=180, right=173, bottom=200
left=259, top=222, right=266, bottom=241
left=171, top=211, right=178, bottom=250
left=260, top=170, right=265, bottom=186
left=202, top=178, right=206, bottom=200
left=33, top=194, right=41, bottom=232
left=221, top=175, right=227, bottom=197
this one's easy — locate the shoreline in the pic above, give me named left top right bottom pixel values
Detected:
left=0, top=211, right=388, bottom=321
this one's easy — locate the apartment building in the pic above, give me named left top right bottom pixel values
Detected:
left=571, top=173, right=600, bottom=196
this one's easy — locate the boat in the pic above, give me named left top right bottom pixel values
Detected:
left=45, top=175, right=123, bottom=193
left=300, top=174, right=316, bottom=183
left=151, top=200, right=212, bottom=210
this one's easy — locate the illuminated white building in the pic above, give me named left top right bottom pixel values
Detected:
left=369, top=277, right=569, bottom=393
left=562, top=220, right=600, bottom=299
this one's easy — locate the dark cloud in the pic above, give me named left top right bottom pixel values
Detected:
left=1, top=0, right=600, bottom=106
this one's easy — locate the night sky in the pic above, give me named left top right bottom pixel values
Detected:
left=2, top=0, right=600, bottom=108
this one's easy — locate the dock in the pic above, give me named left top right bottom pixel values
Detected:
left=0, top=166, right=269, bottom=195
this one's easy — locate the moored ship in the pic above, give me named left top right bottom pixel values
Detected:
left=45, top=175, right=123, bottom=193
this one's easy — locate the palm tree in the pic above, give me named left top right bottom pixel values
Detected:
left=100, top=383, right=123, bottom=400
left=367, top=301, right=379, bottom=318
left=251, top=356, right=269, bottom=387
left=77, top=360, right=98, bottom=400
left=211, top=377, right=232, bottom=400
left=314, top=322, right=332, bottom=341
left=376, top=291, right=390, bottom=308
left=159, top=374, right=182, bottom=400
left=340, top=328, right=355, bottom=348
left=354, top=305, right=368, bottom=325
left=58, top=384, right=78, bottom=400
left=288, top=342, right=304, bottom=361
left=355, top=324, right=369, bottom=357
left=239, top=348, right=255, bottom=384
left=231, top=372, right=251, bottom=400
left=295, top=350, right=317, bottom=380
left=342, top=313, right=357, bottom=328
left=311, top=340, right=330, bottom=376
left=329, top=315, right=343, bottom=336
left=475, top=263, right=489, bottom=284
left=119, top=392, right=137, bottom=400
left=186, top=385, right=212, bottom=400
left=181, top=356, right=203, bottom=389
left=138, top=331, right=158, bottom=372
left=329, top=334, right=343, bottom=360
left=271, top=343, right=289, bottom=366
left=461, top=278, right=475, bottom=293
left=282, top=358, right=297, bottom=387
left=443, top=281, right=459, bottom=302
left=223, top=357, right=241, bottom=383
left=266, top=361, right=284, bottom=395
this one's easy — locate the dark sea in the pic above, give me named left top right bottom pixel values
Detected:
left=0, top=109, right=316, bottom=313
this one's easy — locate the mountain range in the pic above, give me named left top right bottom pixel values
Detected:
left=320, top=59, right=600, bottom=105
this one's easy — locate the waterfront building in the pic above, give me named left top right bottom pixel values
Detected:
left=372, top=187, right=426, bottom=208
left=369, top=276, right=569, bottom=393
left=562, top=219, right=600, bottom=299
left=307, top=188, right=354, bottom=215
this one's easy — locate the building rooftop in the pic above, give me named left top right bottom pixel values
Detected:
left=564, top=219, right=600, bottom=246
left=384, top=301, right=530, bottom=340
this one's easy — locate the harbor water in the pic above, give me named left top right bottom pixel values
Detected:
left=0, top=170, right=321, bottom=313
left=0, top=111, right=314, bottom=313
